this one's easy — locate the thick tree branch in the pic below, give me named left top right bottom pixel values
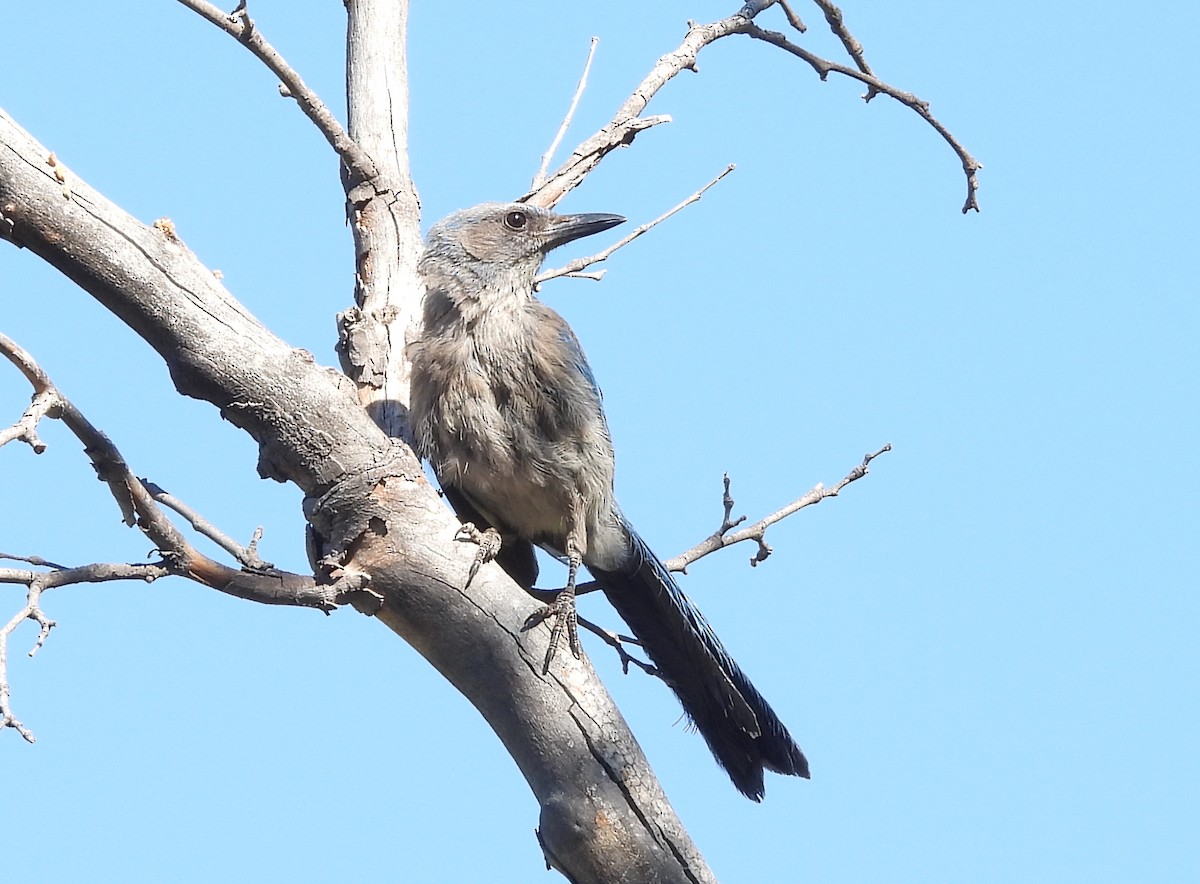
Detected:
left=0, top=102, right=712, bottom=883
left=177, top=1, right=424, bottom=434
left=335, top=0, right=425, bottom=440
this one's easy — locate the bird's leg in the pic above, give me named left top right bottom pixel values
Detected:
left=522, top=496, right=586, bottom=673
left=548, top=547, right=582, bottom=669
left=454, top=522, right=502, bottom=587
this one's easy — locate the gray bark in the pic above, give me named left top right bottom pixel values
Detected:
left=0, top=37, right=713, bottom=883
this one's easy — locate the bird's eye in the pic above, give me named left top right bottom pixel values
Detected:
left=503, top=211, right=528, bottom=231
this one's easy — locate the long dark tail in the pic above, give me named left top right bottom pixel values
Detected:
left=590, top=528, right=809, bottom=800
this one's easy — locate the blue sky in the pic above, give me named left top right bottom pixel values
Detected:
left=2, top=2, right=1197, bottom=882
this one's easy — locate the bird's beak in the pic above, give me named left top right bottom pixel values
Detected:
left=544, top=212, right=625, bottom=251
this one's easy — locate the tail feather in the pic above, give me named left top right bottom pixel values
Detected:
left=590, top=528, right=809, bottom=800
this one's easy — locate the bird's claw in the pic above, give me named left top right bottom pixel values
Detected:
left=522, top=590, right=581, bottom=674
left=454, top=522, right=501, bottom=586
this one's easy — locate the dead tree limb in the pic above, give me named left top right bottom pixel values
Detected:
left=525, top=0, right=980, bottom=212
left=0, top=101, right=714, bottom=883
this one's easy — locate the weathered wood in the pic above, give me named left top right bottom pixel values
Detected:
left=0, top=98, right=713, bottom=883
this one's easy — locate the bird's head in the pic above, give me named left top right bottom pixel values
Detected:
left=421, top=202, right=625, bottom=282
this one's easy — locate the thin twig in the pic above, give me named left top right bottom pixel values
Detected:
left=577, top=616, right=658, bottom=678
left=143, top=482, right=273, bottom=570
left=810, top=0, right=876, bottom=98
left=532, top=37, right=599, bottom=190
left=0, top=562, right=175, bottom=742
left=0, top=553, right=71, bottom=570
left=0, top=563, right=172, bottom=589
left=0, top=335, right=333, bottom=606
left=523, top=8, right=746, bottom=209
left=739, top=21, right=982, bottom=212
left=536, top=164, right=735, bottom=284
left=718, top=474, right=747, bottom=537
left=0, top=331, right=52, bottom=390
left=0, top=335, right=343, bottom=739
left=779, top=0, right=807, bottom=32
left=174, top=0, right=377, bottom=187
left=0, top=388, right=55, bottom=452
left=666, top=444, right=892, bottom=572
left=0, top=580, right=45, bottom=742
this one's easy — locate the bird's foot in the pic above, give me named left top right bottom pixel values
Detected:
left=522, top=588, right=581, bottom=674
left=454, top=522, right=501, bottom=586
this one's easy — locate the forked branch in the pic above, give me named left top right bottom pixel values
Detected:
left=667, top=443, right=892, bottom=572
left=0, top=334, right=335, bottom=608
left=525, top=0, right=980, bottom=212
left=0, top=333, right=347, bottom=740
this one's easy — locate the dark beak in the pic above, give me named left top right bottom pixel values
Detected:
left=544, top=212, right=625, bottom=251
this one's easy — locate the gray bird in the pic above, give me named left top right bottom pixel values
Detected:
left=409, top=202, right=809, bottom=800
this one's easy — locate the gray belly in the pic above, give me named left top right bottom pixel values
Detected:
left=422, top=363, right=627, bottom=567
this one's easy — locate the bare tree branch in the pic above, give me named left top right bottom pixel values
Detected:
left=142, top=482, right=273, bottom=570
left=532, top=442, right=888, bottom=689
left=577, top=616, right=658, bottom=678
left=175, top=0, right=378, bottom=187
left=532, top=37, right=600, bottom=191
left=738, top=21, right=982, bottom=212
left=1, top=575, right=50, bottom=743
left=0, top=2, right=961, bottom=877
left=0, top=561, right=174, bottom=742
left=175, top=1, right=426, bottom=435
left=0, top=554, right=69, bottom=570
left=523, top=9, right=739, bottom=209
left=811, top=0, right=877, bottom=98
left=0, top=326, right=354, bottom=740
left=175, top=2, right=425, bottom=434
left=0, top=387, right=53, bottom=452
left=536, top=164, right=735, bottom=284
left=0, top=332, right=334, bottom=610
left=336, top=0, right=425, bottom=441
left=0, top=102, right=712, bottom=882
left=667, top=443, right=892, bottom=572
left=779, top=0, right=808, bottom=32
left=526, top=1, right=981, bottom=213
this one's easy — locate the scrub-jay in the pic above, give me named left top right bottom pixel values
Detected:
left=408, top=202, right=808, bottom=800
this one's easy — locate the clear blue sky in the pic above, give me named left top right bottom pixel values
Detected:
left=2, top=2, right=1197, bottom=882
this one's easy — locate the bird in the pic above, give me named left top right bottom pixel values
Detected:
left=408, top=201, right=809, bottom=800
